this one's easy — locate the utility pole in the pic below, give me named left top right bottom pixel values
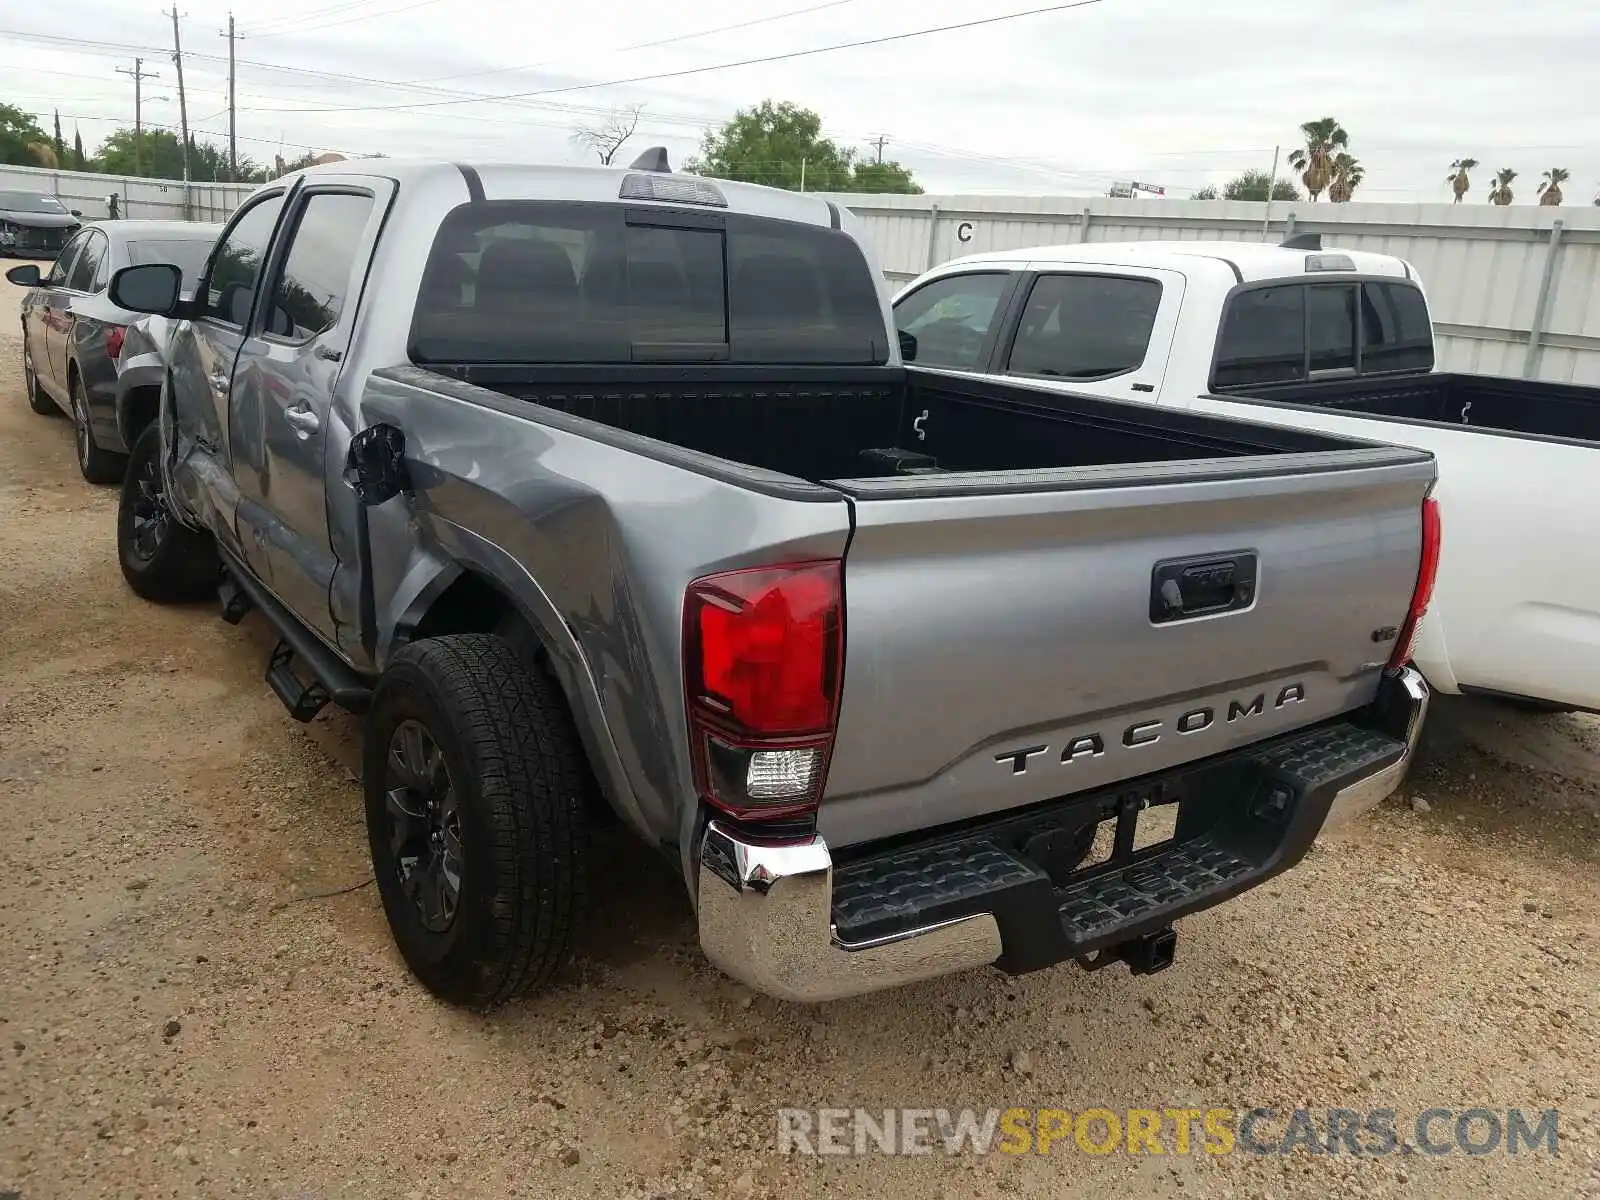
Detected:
left=866, top=135, right=889, bottom=164
left=220, top=12, right=238, bottom=181
left=114, top=58, right=160, bottom=177
left=165, top=6, right=192, bottom=214
left=1261, top=144, right=1281, bottom=238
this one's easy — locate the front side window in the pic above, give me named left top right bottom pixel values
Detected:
left=1213, top=285, right=1306, bottom=388
left=66, top=232, right=107, bottom=293
left=202, top=193, right=286, bottom=326
left=893, top=272, right=1011, bottom=370
left=1007, top=273, right=1162, bottom=379
left=265, top=192, right=375, bottom=341
left=1361, top=282, right=1434, bottom=373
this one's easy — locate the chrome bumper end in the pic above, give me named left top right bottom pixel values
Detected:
left=696, top=823, right=1002, bottom=1003
left=1324, top=666, right=1431, bottom=827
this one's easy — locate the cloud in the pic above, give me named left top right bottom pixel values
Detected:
left=6, top=0, right=1598, bottom=201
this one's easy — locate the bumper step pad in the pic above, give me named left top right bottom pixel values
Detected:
left=830, top=718, right=1407, bottom=972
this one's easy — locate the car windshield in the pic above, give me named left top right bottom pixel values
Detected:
left=0, top=191, right=70, bottom=214
left=126, top=237, right=215, bottom=288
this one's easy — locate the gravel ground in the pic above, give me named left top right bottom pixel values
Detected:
left=1, top=282, right=1597, bottom=1200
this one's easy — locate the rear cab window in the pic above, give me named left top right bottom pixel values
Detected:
left=1212, top=278, right=1434, bottom=390
left=409, top=201, right=887, bottom=365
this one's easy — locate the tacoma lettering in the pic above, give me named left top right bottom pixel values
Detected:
left=994, top=682, right=1307, bottom=775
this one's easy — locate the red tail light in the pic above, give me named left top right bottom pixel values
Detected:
left=1388, top=497, right=1441, bottom=672
left=104, top=324, right=127, bottom=362
left=684, top=561, right=844, bottom=822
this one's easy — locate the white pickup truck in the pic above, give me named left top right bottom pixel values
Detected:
left=891, top=236, right=1598, bottom=715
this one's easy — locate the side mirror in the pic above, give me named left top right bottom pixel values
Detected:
left=109, top=263, right=183, bottom=316
left=344, top=424, right=410, bottom=506
left=70, top=209, right=83, bottom=218
left=5, top=263, right=42, bottom=287
left=897, top=328, right=918, bottom=362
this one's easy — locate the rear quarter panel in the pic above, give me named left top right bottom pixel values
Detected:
left=354, top=369, right=856, bottom=874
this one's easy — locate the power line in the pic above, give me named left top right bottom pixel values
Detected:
left=163, top=7, right=193, bottom=199
left=239, top=0, right=1113, bottom=114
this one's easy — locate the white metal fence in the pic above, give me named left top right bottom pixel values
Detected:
left=827, top=194, right=1600, bottom=385
left=1, top=162, right=252, bottom=224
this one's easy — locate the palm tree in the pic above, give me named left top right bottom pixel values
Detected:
left=1446, top=158, right=1478, bottom=203
left=1287, top=117, right=1349, bottom=201
left=1327, top=153, right=1365, bottom=203
left=1487, top=168, right=1517, bottom=206
left=1538, top=168, right=1570, bottom=206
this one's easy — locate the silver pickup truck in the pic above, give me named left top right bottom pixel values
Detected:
left=105, top=152, right=1437, bottom=1007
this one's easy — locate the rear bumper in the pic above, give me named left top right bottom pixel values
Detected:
left=696, top=666, right=1429, bottom=1003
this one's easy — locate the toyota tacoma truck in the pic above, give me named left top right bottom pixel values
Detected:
left=106, top=154, right=1436, bottom=1007
left=892, top=235, right=1595, bottom=717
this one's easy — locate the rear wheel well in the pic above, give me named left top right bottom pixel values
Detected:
left=408, top=569, right=615, bottom=827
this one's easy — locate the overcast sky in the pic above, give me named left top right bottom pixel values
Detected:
left=6, top=0, right=1599, bottom=203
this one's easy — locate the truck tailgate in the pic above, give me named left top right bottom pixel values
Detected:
left=820, top=449, right=1435, bottom=847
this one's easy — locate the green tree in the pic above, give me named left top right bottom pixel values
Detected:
left=684, top=100, right=921, bottom=194
left=0, top=103, right=50, bottom=167
left=1191, top=184, right=1220, bottom=200
left=1487, top=167, right=1516, bottom=206
left=1222, top=169, right=1301, bottom=202
left=1446, top=157, right=1478, bottom=203
left=1538, top=167, right=1569, bottom=206
left=850, top=160, right=922, bottom=194
left=1287, top=117, right=1349, bottom=201
left=1327, top=153, right=1364, bottom=203
left=52, top=110, right=65, bottom=166
left=95, top=128, right=186, bottom=177
left=72, top=126, right=86, bottom=171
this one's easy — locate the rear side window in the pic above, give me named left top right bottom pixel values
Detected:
left=409, top=202, right=887, bottom=365
left=1007, top=274, right=1162, bottom=379
left=1213, top=285, right=1306, bottom=388
left=264, top=192, right=376, bottom=342
left=1362, top=283, right=1434, bottom=373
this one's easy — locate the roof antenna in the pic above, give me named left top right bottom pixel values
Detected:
left=1280, top=232, right=1322, bottom=250
left=628, top=146, right=671, bottom=173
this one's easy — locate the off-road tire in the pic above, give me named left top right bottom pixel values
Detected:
left=71, top=369, right=128, bottom=485
left=116, top=423, right=220, bottom=602
left=365, top=634, right=589, bottom=1008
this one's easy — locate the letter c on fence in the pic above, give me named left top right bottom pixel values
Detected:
left=956, top=221, right=974, bottom=243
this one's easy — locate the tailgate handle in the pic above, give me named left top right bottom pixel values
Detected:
left=1150, top=551, right=1258, bottom=624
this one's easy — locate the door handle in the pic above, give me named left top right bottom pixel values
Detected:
left=1150, top=551, right=1259, bottom=624
left=207, top=371, right=230, bottom=393
left=284, top=403, right=321, bottom=437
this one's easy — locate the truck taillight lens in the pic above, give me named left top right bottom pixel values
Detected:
left=105, top=324, right=127, bottom=362
left=684, top=561, right=843, bottom=822
left=1389, top=497, right=1441, bottom=672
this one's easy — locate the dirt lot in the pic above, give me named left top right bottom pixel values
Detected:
left=1, top=284, right=1597, bottom=1200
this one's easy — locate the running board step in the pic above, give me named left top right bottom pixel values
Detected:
left=266, top=640, right=333, bottom=723
left=217, top=553, right=373, bottom=717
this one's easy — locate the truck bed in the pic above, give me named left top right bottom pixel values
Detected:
left=1237, top=372, right=1600, bottom=446
left=447, top=364, right=1407, bottom=485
